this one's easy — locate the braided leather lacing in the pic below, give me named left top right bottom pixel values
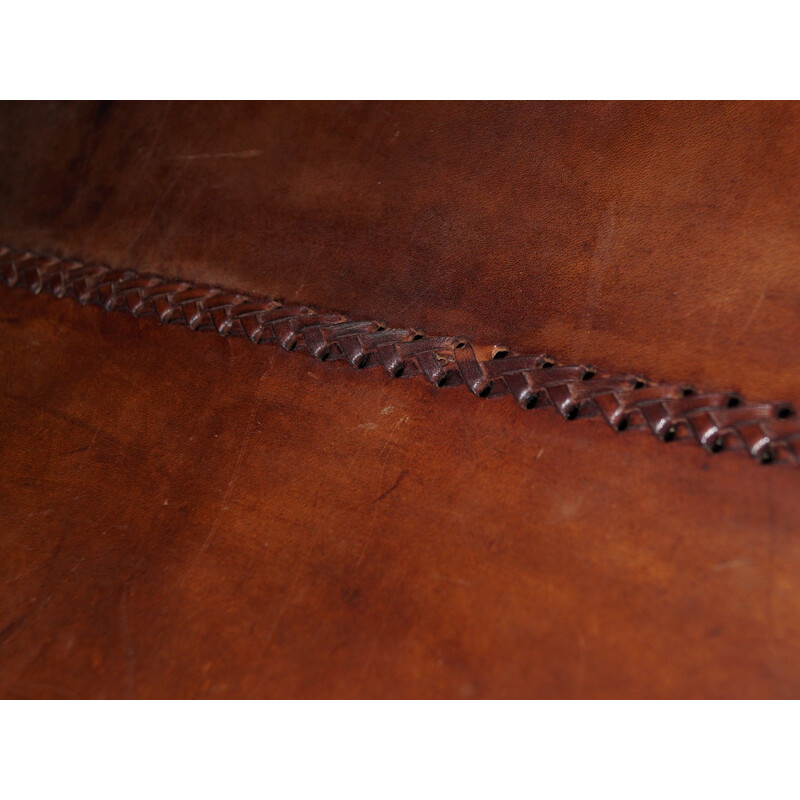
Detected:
left=2, top=245, right=799, bottom=467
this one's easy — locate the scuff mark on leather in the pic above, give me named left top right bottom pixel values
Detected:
left=376, top=470, right=408, bottom=503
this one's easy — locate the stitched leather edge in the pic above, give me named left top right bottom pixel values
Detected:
left=2, top=245, right=798, bottom=468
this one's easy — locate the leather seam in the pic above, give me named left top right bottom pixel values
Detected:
left=2, top=244, right=798, bottom=468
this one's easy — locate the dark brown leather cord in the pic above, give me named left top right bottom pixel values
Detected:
left=2, top=245, right=798, bottom=467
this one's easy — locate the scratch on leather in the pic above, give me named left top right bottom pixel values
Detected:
left=1, top=245, right=798, bottom=467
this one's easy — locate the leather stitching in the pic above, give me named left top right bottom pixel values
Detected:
left=2, top=245, right=798, bottom=467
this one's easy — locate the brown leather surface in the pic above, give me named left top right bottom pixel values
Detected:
left=2, top=287, right=800, bottom=699
left=1, top=101, right=800, bottom=699
left=2, top=101, right=799, bottom=406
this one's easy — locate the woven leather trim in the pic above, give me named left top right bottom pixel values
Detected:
left=2, top=245, right=798, bottom=467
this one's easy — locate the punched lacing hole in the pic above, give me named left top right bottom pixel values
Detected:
left=710, top=437, right=724, bottom=453
left=634, top=379, right=646, bottom=389
left=524, top=395, right=538, bottom=410
left=436, top=375, right=448, bottom=387
left=412, top=333, right=424, bottom=341
left=478, top=382, right=493, bottom=398
left=663, top=426, right=677, bottom=442
left=726, top=395, right=741, bottom=408
left=617, top=416, right=629, bottom=432
left=759, top=448, right=774, bottom=464
left=393, top=365, right=405, bottom=378
left=777, top=405, right=794, bottom=419
left=565, top=405, right=579, bottom=420
left=318, top=350, right=330, bottom=362
left=454, top=341, right=467, bottom=349
left=582, top=370, right=595, bottom=381
left=541, top=360, right=554, bottom=369
left=681, top=387, right=694, bottom=397
left=354, top=355, right=367, bottom=369
left=492, top=349, right=509, bottom=360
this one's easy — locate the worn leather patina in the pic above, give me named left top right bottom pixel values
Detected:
left=1, top=102, right=799, bottom=698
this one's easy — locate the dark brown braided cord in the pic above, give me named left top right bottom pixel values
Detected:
left=2, top=245, right=799, bottom=467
